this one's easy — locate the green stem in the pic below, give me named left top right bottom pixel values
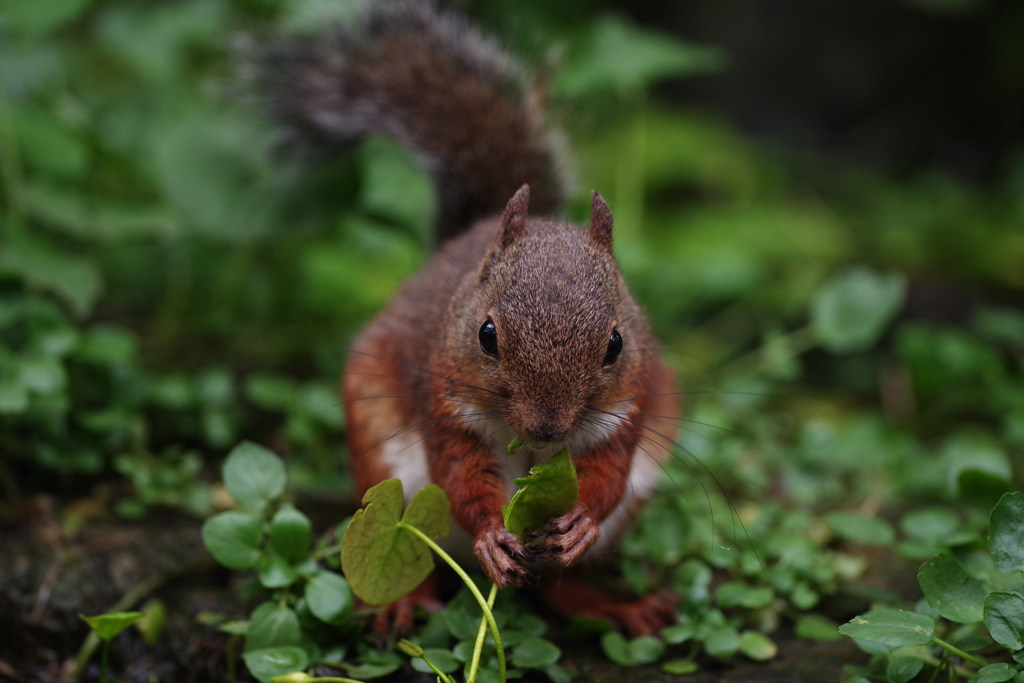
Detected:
left=100, top=640, right=110, bottom=683
left=396, top=522, right=506, bottom=683
left=467, top=583, right=499, bottom=683
left=929, top=635, right=986, bottom=668
left=308, top=678, right=371, bottom=683
left=925, top=654, right=947, bottom=683
left=417, top=653, right=457, bottom=683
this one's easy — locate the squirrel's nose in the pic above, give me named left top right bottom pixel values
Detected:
left=525, top=424, right=568, bottom=444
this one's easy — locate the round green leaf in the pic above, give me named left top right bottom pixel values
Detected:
left=223, top=441, right=287, bottom=511
left=79, top=612, right=144, bottom=641
left=795, top=615, right=842, bottom=642
left=410, top=648, right=460, bottom=674
left=738, top=631, right=777, bottom=661
left=704, top=626, right=740, bottom=659
left=502, top=449, right=578, bottom=540
left=600, top=631, right=634, bottom=666
left=918, top=554, right=986, bottom=624
left=714, top=582, right=774, bottom=609
left=341, top=480, right=451, bottom=606
left=990, top=492, right=1024, bottom=574
left=811, top=267, right=905, bottom=354
left=662, top=659, right=698, bottom=675
left=886, top=655, right=923, bottom=683
left=977, top=663, right=1017, bottom=683
left=511, top=637, right=562, bottom=668
left=628, top=635, right=665, bottom=665
left=202, top=511, right=263, bottom=570
left=900, top=508, right=960, bottom=543
left=244, top=602, right=302, bottom=653
left=825, top=511, right=895, bottom=545
left=838, top=611, right=935, bottom=647
left=661, top=623, right=695, bottom=645
left=269, top=504, right=313, bottom=563
left=258, top=554, right=301, bottom=589
left=242, top=646, right=308, bottom=683
left=984, top=592, right=1024, bottom=651
left=304, top=570, right=353, bottom=625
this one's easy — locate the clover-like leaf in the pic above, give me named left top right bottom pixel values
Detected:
left=511, top=638, right=562, bottom=668
left=79, top=612, right=144, bottom=641
left=886, top=656, right=924, bottom=683
left=738, top=631, right=777, bottom=661
left=918, top=554, right=986, bottom=624
left=977, top=663, right=1017, bottom=683
left=269, top=504, right=312, bottom=564
left=242, top=646, right=308, bottom=683
left=223, top=441, right=286, bottom=511
left=838, top=611, right=934, bottom=647
left=502, top=449, right=578, bottom=540
left=341, top=479, right=451, bottom=606
left=244, top=602, right=302, bottom=653
left=811, top=267, right=905, bottom=354
left=304, top=570, right=353, bottom=626
left=984, top=592, right=1024, bottom=652
left=825, top=511, right=895, bottom=545
left=202, top=511, right=263, bottom=570
left=990, top=492, right=1024, bottom=574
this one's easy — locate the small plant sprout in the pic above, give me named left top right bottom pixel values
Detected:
left=78, top=611, right=144, bottom=682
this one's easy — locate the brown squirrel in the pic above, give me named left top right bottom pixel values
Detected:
left=267, top=1, right=680, bottom=635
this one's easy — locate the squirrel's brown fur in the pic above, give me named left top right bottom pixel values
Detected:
left=268, top=1, right=680, bottom=635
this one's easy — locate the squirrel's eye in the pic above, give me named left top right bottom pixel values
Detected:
left=479, top=319, right=499, bottom=358
left=603, top=328, right=623, bottom=367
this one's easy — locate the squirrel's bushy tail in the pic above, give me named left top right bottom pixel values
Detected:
left=264, top=1, right=567, bottom=243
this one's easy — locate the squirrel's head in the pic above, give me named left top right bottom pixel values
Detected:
left=458, top=185, right=646, bottom=447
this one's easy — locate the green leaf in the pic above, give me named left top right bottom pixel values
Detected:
left=704, top=626, right=741, bottom=659
left=0, top=381, right=30, bottom=414
left=257, top=554, right=301, bottom=589
left=886, top=656, right=923, bottom=683
left=918, top=554, right=986, bottom=623
left=661, top=622, right=695, bottom=645
left=511, top=638, right=562, bottom=668
left=600, top=631, right=634, bottom=666
left=628, top=635, right=665, bottom=664
left=410, top=648, right=460, bottom=674
left=838, top=611, right=935, bottom=647
left=714, top=582, right=774, bottom=609
left=0, top=0, right=91, bottom=34
left=339, top=650, right=402, bottom=679
left=738, top=631, right=777, bottom=661
left=977, top=663, right=1018, bottom=683
left=990, top=492, right=1024, bottom=574
left=900, top=508, right=961, bottom=543
left=0, top=236, right=101, bottom=318
left=269, top=504, right=313, bottom=563
left=825, top=511, right=895, bottom=545
left=811, top=267, right=905, bottom=354
left=984, top=592, right=1024, bottom=651
left=662, top=659, right=698, bottom=675
left=304, top=571, right=353, bottom=626
left=795, top=615, right=842, bottom=642
left=244, top=602, right=302, bottom=652
left=222, top=441, right=287, bottom=512
left=201, top=511, right=263, bottom=570
left=341, top=479, right=450, bottom=606
left=555, top=17, right=724, bottom=98
left=242, top=647, right=308, bottom=683
left=79, top=612, right=144, bottom=641
left=501, top=449, right=578, bottom=540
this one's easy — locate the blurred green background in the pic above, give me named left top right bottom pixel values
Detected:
left=0, top=0, right=1022, bottom=523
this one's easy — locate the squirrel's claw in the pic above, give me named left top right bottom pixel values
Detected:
left=532, top=504, right=600, bottom=565
left=474, top=521, right=534, bottom=588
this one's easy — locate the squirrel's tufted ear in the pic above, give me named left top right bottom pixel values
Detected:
left=588, top=190, right=614, bottom=252
left=498, top=184, right=530, bottom=250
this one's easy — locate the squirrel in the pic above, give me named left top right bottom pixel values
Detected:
left=265, top=1, right=680, bottom=636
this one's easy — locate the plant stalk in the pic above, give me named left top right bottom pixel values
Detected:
left=467, top=583, right=499, bottom=683
left=929, top=635, right=986, bottom=668
left=396, top=522, right=506, bottom=683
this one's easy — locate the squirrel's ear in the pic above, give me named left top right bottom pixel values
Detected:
left=588, top=190, right=614, bottom=252
left=498, top=184, right=530, bottom=250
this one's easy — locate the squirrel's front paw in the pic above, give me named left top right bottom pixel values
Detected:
left=532, top=504, right=600, bottom=566
left=474, top=521, right=534, bottom=588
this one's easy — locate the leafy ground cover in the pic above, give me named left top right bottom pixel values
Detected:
left=1, top=0, right=1023, bottom=682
